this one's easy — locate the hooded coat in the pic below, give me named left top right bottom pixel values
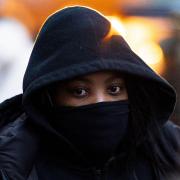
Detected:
left=0, top=6, right=180, bottom=180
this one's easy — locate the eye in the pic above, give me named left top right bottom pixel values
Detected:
left=69, top=87, right=88, bottom=98
left=107, top=85, right=123, bottom=95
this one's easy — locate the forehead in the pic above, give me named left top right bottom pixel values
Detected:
left=51, top=71, right=125, bottom=90
left=52, top=71, right=125, bottom=88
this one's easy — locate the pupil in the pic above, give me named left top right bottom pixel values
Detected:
left=112, top=86, right=117, bottom=92
left=77, top=89, right=84, bottom=95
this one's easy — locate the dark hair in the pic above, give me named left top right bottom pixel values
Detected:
left=125, top=75, right=180, bottom=179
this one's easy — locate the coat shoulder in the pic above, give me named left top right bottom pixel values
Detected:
left=0, top=94, right=23, bottom=128
left=0, top=95, right=40, bottom=180
left=162, top=121, right=180, bottom=151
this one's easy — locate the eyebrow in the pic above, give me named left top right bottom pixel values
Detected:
left=105, top=75, right=124, bottom=84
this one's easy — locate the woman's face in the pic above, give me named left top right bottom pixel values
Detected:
left=52, top=71, right=128, bottom=107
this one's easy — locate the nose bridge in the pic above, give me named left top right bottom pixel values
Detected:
left=94, top=89, right=108, bottom=103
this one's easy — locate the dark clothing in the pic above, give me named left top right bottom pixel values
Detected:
left=50, top=100, right=130, bottom=168
left=0, top=95, right=180, bottom=180
left=0, top=6, right=179, bottom=180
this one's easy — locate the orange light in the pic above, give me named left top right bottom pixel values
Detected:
left=125, top=19, right=156, bottom=42
left=105, top=16, right=165, bottom=75
left=136, top=42, right=163, bottom=65
left=106, top=16, right=126, bottom=37
left=133, top=41, right=165, bottom=74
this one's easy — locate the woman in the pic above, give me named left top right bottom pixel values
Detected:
left=0, top=6, right=180, bottom=180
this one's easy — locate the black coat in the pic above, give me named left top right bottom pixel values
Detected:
left=0, top=6, right=179, bottom=180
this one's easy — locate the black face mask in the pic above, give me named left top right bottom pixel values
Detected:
left=50, top=100, right=130, bottom=167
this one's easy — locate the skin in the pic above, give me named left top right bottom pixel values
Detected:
left=51, top=71, right=128, bottom=107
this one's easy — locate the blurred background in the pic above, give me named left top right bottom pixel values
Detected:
left=0, top=0, right=179, bottom=124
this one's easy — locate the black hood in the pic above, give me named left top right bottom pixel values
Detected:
left=0, top=6, right=177, bottom=170
left=22, top=6, right=176, bottom=125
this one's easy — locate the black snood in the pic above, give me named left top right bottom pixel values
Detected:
left=51, top=100, right=130, bottom=167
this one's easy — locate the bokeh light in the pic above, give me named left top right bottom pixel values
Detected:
left=107, top=15, right=165, bottom=74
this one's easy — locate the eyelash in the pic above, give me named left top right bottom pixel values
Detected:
left=107, top=85, right=124, bottom=96
left=67, top=87, right=89, bottom=98
left=67, top=84, right=124, bottom=98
